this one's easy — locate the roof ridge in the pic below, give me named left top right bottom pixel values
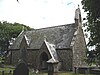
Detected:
left=25, top=23, right=75, bottom=32
left=35, top=23, right=75, bottom=30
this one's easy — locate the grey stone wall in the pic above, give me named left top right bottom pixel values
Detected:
left=56, top=49, right=73, bottom=71
left=9, top=48, right=73, bottom=71
left=27, top=50, right=39, bottom=68
left=8, top=40, right=74, bottom=71
left=11, top=50, right=20, bottom=65
left=72, top=26, right=87, bottom=68
left=9, top=50, right=39, bottom=67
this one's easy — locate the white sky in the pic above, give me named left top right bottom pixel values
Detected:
left=0, top=0, right=84, bottom=29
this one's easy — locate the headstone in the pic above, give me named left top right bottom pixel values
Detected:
left=2, top=71, right=4, bottom=75
left=91, top=69, right=100, bottom=75
left=47, top=58, right=59, bottom=75
left=48, top=63, right=54, bottom=75
left=13, top=63, right=29, bottom=75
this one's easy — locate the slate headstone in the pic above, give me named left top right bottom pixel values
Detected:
left=13, top=63, right=29, bottom=75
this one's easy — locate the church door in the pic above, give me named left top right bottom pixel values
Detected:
left=40, top=52, right=48, bottom=70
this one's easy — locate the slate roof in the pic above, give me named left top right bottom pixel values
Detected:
left=47, top=58, right=59, bottom=63
left=10, top=23, right=77, bottom=49
left=44, top=40, right=58, bottom=62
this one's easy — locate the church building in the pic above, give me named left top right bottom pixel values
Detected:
left=7, top=7, right=87, bottom=71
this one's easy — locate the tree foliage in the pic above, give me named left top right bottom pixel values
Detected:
left=86, top=50, right=98, bottom=65
left=81, top=0, right=100, bottom=65
left=0, top=21, right=31, bottom=55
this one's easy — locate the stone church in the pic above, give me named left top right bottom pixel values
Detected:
left=7, top=7, right=87, bottom=71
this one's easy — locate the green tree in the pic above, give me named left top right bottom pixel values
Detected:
left=81, top=0, right=100, bottom=65
left=86, top=50, right=97, bottom=65
left=0, top=21, right=31, bottom=55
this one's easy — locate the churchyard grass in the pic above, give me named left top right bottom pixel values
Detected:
left=0, top=67, right=14, bottom=75
left=0, top=68, right=94, bottom=75
left=29, top=71, right=94, bottom=75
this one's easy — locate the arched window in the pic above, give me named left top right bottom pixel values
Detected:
left=40, top=52, right=48, bottom=70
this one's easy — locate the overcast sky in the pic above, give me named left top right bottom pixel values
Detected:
left=0, top=0, right=84, bottom=29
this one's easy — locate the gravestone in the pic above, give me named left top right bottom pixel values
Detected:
left=47, top=58, right=59, bottom=75
left=91, top=69, right=100, bottom=75
left=13, top=63, right=29, bottom=75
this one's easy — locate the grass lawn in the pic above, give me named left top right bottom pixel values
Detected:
left=29, top=71, right=94, bottom=75
left=31, top=72, right=93, bottom=75
left=0, top=67, right=14, bottom=75
left=0, top=68, right=94, bottom=75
